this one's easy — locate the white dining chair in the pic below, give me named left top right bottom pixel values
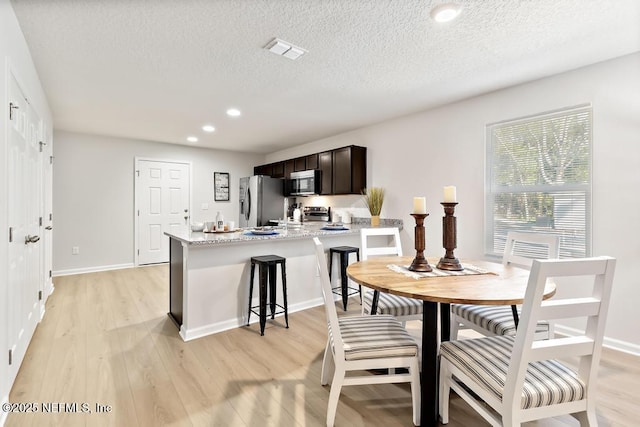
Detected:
left=360, top=227, right=422, bottom=322
left=313, top=238, right=421, bottom=427
left=450, top=231, right=560, bottom=340
left=439, top=256, right=616, bottom=427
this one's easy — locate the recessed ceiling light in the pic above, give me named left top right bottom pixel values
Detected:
left=202, top=125, right=216, bottom=132
left=430, top=3, right=461, bottom=23
left=187, top=136, right=198, bottom=143
left=226, top=108, right=241, bottom=117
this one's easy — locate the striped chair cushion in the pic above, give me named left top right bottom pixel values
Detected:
left=441, top=335, right=585, bottom=410
left=363, top=292, right=423, bottom=317
left=329, top=315, right=418, bottom=361
left=452, top=304, right=550, bottom=336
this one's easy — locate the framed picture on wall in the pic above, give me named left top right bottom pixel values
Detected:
left=214, top=172, right=230, bottom=201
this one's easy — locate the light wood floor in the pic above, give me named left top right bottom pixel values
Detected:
left=6, top=265, right=639, bottom=426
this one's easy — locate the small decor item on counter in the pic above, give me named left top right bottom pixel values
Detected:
left=204, top=221, right=215, bottom=232
left=363, top=187, right=385, bottom=227
left=342, top=211, right=352, bottom=224
left=191, top=222, right=204, bottom=232
left=293, top=206, right=301, bottom=222
left=216, top=211, right=224, bottom=230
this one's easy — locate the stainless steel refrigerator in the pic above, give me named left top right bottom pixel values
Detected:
left=239, top=175, right=285, bottom=228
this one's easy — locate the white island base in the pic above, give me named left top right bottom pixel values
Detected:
left=167, top=225, right=393, bottom=341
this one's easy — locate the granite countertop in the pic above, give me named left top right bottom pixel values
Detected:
left=165, top=218, right=403, bottom=246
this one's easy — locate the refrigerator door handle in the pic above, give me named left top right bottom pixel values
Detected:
left=246, top=188, right=251, bottom=221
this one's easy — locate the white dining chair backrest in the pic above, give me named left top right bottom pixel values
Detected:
left=440, top=256, right=617, bottom=426
left=503, top=231, right=560, bottom=269
left=360, top=227, right=402, bottom=260
left=313, top=238, right=345, bottom=360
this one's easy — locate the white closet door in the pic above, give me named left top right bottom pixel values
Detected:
left=7, top=73, right=42, bottom=386
left=136, top=160, right=190, bottom=265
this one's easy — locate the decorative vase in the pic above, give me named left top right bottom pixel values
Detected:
left=371, top=215, right=380, bottom=227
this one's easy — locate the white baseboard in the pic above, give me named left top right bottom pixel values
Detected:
left=180, top=298, right=324, bottom=342
left=555, top=325, right=640, bottom=357
left=52, top=263, right=135, bottom=277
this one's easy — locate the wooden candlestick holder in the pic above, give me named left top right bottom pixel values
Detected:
left=408, top=213, right=432, bottom=272
left=436, top=202, right=463, bottom=271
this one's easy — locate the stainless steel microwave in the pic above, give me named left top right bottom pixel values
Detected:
left=288, top=170, right=321, bottom=196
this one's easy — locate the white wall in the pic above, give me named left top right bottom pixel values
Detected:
left=52, top=131, right=263, bottom=274
left=267, top=53, right=640, bottom=354
left=1, top=0, right=53, bottom=420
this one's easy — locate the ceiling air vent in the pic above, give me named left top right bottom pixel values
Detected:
left=264, top=38, right=307, bottom=60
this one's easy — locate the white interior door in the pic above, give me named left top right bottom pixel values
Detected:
left=136, top=159, right=190, bottom=265
left=7, top=73, right=42, bottom=385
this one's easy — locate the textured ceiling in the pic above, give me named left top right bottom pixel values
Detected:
left=10, top=0, right=640, bottom=153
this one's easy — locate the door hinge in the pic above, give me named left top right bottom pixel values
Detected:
left=9, top=227, right=13, bottom=243
left=8, top=349, right=12, bottom=365
left=38, top=290, right=43, bottom=301
left=50, top=156, right=54, bottom=164
left=137, top=249, right=140, bottom=255
left=137, top=210, right=140, bottom=216
left=49, top=270, right=52, bottom=278
left=136, top=170, right=140, bottom=177
left=49, top=213, right=53, bottom=221
left=9, top=102, right=19, bottom=120
left=39, top=217, right=43, bottom=226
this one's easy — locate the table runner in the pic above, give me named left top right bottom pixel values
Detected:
left=387, top=263, right=497, bottom=280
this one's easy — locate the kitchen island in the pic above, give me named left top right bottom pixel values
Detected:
left=165, top=220, right=402, bottom=341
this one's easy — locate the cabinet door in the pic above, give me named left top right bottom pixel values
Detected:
left=254, top=164, right=271, bottom=176
left=305, top=153, right=319, bottom=170
left=294, top=157, right=306, bottom=171
left=332, top=147, right=352, bottom=194
left=350, top=146, right=367, bottom=194
left=318, top=151, right=332, bottom=195
left=284, top=159, right=295, bottom=178
left=272, top=162, right=285, bottom=178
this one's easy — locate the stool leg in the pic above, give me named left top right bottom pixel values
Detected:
left=248, top=261, right=255, bottom=326
left=281, top=260, right=289, bottom=328
left=340, top=252, right=349, bottom=311
left=268, top=262, right=277, bottom=319
left=259, top=263, right=268, bottom=336
left=329, top=250, right=333, bottom=281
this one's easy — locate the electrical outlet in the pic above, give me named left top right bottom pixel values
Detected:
left=72, top=246, right=79, bottom=255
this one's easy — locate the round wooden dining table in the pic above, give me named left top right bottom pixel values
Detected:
left=346, top=256, right=556, bottom=427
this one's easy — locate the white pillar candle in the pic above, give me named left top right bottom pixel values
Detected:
left=443, top=186, right=457, bottom=203
left=412, top=197, right=427, bottom=214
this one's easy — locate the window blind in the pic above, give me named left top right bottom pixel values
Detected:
left=486, top=106, right=591, bottom=258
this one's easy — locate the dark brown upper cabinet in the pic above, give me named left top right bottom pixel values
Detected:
left=318, top=151, right=333, bottom=195
left=331, top=146, right=367, bottom=195
left=294, top=157, right=307, bottom=171
left=253, top=145, right=366, bottom=195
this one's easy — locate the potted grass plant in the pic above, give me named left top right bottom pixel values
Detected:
left=363, top=187, right=385, bottom=226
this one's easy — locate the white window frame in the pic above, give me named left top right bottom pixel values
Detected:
left=485, top=104, right=592, bottom=259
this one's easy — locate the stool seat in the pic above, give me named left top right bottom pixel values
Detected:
left=248, top=255, right=289, bottom=336
left=329, top=246, right=361, bottom=311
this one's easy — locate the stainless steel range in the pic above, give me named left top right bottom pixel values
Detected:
left=303, top=206, right=330, bottom=222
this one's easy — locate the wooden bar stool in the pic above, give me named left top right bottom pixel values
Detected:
left=247, top=255, right=289, bottom=336
left=328, top=246, right=361, bottom=311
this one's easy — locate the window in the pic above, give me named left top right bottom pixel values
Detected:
left=486, top=105, right=591, bottom=258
